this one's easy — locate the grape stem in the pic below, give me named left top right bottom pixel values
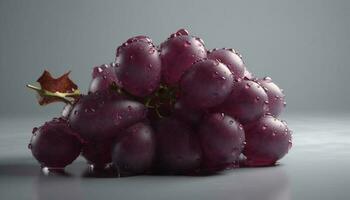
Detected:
left=26, top=84, right=80, bottom=104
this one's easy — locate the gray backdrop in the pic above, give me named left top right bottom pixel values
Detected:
left=1, top=0, right=349, bottom=117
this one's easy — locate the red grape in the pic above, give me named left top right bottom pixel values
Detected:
left=160, top=29, right=207, bottom=86
left=29, top=118, right=82, bottom=168
left=214, top=79, right=268, bottom=123
left=89, top=63, right=118, bottom=93
left=243, top=115, right=292, bottom=166
left=68, top=92, right=147, bottom=141
left=257, top=77, right=286, bottom=117
left=198, top=113, right=245, bottom=171
left=180, top=59, right=234, bottom=109
left=208, top=48, right=245, bottom=79
left=155, top=118, right=201, bottom=174
left=112, top=122, right=155, bottom=174
left=115, top=36, right=161, bottom=97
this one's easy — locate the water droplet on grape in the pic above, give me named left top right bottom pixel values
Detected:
left=28, top=143, right=32, bottom=149
left=262, top=125, right=267, bottom=130
left=32, top=127, right=38, bottom=134
left=184, top=41, right=191, bottom=47
left=288, top=140, right=292, bottom=150
left=127, top=105, right=133, bottom=111
left=148, top=48, right=155, bottom=54
left=263, top=76, right=272, bottom=81
left=176, top=28, right=189, bottom=36
left=245, top=83, right=251, bottom=89
left=283, top=101, right=287, bottom=107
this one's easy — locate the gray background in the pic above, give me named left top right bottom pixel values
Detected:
left=1, top=0, right=350, bottom=117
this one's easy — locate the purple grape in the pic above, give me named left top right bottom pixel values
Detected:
left=207, top=48, right=245, bottom=79
left=89, top=63, right=118, bottom=93
left=243, top=115, right=292, bottom=166
left=257, top=77, right=286, bottom=117
left=198, top=113, right=245, bottom=172
left=214, top=79, right=268, bottom=123
left=155, top=118, right=201, bottom=174
left=112, top=122, right=155, bottom=174
left=29, top=118, right=82, bottom=168
left=180, top=59, right=234, bottom=109
left=81, top=140, right=115, bottom=169
left=160, top=29, right=207, bottom=86
left=115, top=36, right=161, bottom=97
left=68, top=92, right=147, bottom=141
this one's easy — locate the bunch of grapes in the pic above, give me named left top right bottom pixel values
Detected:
left=27, top=29, right=292, bottom=175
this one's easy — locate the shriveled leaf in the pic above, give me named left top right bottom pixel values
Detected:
left=27, top=70, right=80, bottom=105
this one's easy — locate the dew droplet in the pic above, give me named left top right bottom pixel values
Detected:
left=28, top=143, right=32, bottom=149
left=245, top=83, right=251, bottom=89
left=127, top=105, right=132, bottom=111
left=262, top=125, right=267, bottom=130
left=263, top=76, right=272, bottom=81
left=32, top=127, right=38, bottom=134
left=183, top=41, right=191, bottom=47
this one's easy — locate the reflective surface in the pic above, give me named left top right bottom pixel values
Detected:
left=0, top=113, right=350, bottom=200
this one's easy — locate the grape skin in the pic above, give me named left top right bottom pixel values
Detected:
left=29, top=118, right=82, bottom=168
left=208, top=48, right=245, bottom=79
left=198, top=113, right=245, bottom=172
left=112, top=122, right=155, bottom=174
left=69, top=92, right=147, bottom=142
left=257, top=77, right=286, bottom=117
left=115, top=37, right=161, bottom=97
left=214, top=79, right=268, bottom=123
left=160, top=29, right=207, bottom=86
left=243, top=115, right=292, bottom=167
left=180, top=59, right=234, bottom=109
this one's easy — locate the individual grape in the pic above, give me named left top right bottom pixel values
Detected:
left=29, top=118, right=82, bottom=168
left=89, top=63, right=118, bottom=93
left=207, top=48, right=245, bottom=79
left=115, top=36, right=161, bottom=97
left=243, top=115, right=292, bottom=166
left=180, top=59, right=233, bottom=109
left=81, top=140, right=115, bottom=169
left=155, top=118, right=201, bottom=174
left=198, top=113, right=245, bottom=172
left=112, top=122, right=155, bottom=174
left=257, top=77, right=286, bottom=117
left=160, top=29, right=207, bottom=86
left=68, top=92, right=147, bottom=141
left=214, top=79, right=268, bottom=123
